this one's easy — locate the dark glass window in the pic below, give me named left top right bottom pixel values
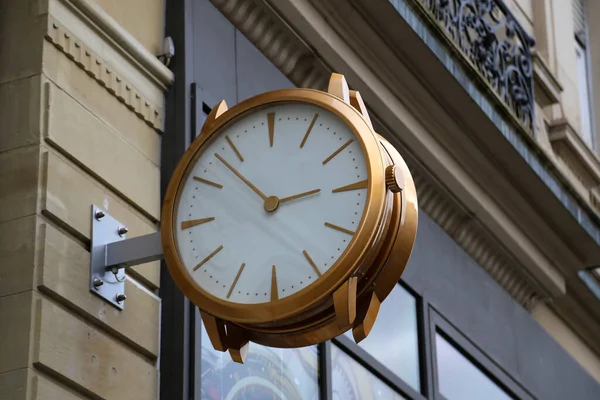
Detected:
left=344, top=284, right=421, bottom=391
left=435, top=333, right=512, bottom=400
left=331, top=344, right=407, bottom=400
left=199, top=325, right=319, bottom=399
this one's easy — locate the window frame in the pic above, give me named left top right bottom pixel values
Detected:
left=428, top=309, right=535, bottom=400
left=574, top=1, right=597, bottom=152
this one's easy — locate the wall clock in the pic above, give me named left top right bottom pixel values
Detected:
left=162, top=73, right=418, bottom=363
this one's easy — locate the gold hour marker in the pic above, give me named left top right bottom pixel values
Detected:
left=227, top=263, right=246, bottom=299
left=322, top=138, right=354, bottom=165
left=300, top=113, right=319, bottom=148
left=193, top=176, right=223, bottom=188
left=324, top=222, right=355, bottom=235
left=225, top=135, right=244, bottom=162
left=181, top=217, right=215, bottom=229
left=271, top=265, right=279, bottom=301
left=332, top=179, right=368, bottom=193
left=193, top=245, right=223, bottom=271
left=302, top=250, right=322, bottom=277
left=268, top=112, right=275, bottom=147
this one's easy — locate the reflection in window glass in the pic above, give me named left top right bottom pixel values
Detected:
left=344, top=284, right=420, bottom=391
left=332, top=345, right=406, bottom=400
left=436, top=333, right=512, bottom=400
left=576, top=40, right=594, bottom=148
left=200, top=325, right=319, bottom=400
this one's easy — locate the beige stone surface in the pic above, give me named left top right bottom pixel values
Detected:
left=43, top=48, right=161, bottom=165
left=0, top=292, right=33, bottom=374
left=33, top=299, right=158, bottom=399
left=0, top=75, right=42, bottom=153
left=94, top=0, right=165, bottom=56
left=34, top=373, right=86, bottom=400
left=0, top=0, right=45, bottom=84
left=0, top=368, right=28, bottom=400
left=0, top=216, right=38, bottom=298
left=505, top=0, right=533, bottom=34
left=42, top=151, right=160, bottom=289
left=41, top=222, right=160, bottom=357
left=43, top=82, right=160, bottom=220
left=0, top=146, right=40, bottom=224
left=532, top=303, right=600, bottom=384
left=47, top=1, right=167, bottom=109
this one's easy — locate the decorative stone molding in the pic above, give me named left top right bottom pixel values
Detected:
left=60, top=0, right=174, bottom=89
left=412, top=170, right=548, bottom=310
left=45, top=17, right=165, bottom=132
left=532, top=51, right=562, bottom=107
left=211, top=0, right=330, bottom=91
left=549, top=119, right=600, bottom=214
left=210, top=0, right=548, bottom=310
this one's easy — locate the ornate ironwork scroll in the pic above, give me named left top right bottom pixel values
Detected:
left=415, top=0, right=535, bottom=132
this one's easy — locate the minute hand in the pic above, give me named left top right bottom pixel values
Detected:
left=279, top=189, right=321, bottom=204
left=214, top=153, right=267, bottom=200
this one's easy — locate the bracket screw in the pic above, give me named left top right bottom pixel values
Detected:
left=95, top=210, right=106, bottom=220
left=118, top=226, right=128, bottom=236
left=116, top=293, right=127, bottom=303
left=93, top=278, right=104, bottom=288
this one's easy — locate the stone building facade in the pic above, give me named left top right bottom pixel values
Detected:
left=1, top=0, right=600, bottom=399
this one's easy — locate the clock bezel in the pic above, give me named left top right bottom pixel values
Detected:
left=161, top=88, right=387, bottom=325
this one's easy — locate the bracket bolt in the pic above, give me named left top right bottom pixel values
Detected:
left=118, top=226, right=128, bottom=236
left=95, top=210, right=106, bottom=220
left=116, top=293, right=127, bottom=303
left=93, top=278, right=104, bottom=288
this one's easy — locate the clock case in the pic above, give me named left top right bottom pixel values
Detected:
left=161, top=73, right=418, bottom=363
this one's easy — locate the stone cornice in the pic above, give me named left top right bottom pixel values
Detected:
left=59, top=0, right=174, bottom=89
left=209, top=0, right=549, bottom=310
left=45, top=17, right=165, bottom=132
left=412, top=169, right=548, bottom=310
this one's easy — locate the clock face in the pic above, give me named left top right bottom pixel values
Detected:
left=174, top=102, right=369, bottom=304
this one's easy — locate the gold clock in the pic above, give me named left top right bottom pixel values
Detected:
left=162, top=73, right=418, bottom=363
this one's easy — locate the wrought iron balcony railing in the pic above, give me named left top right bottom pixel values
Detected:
left=411, top=0, right=535, bottom=132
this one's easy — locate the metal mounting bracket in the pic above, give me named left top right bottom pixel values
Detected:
left=90, top=205, right=164, bottom=309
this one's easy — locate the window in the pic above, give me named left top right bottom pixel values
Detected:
left=198, top=322, right=320, bottom=399
left=331, top=344, right=407, bottom=400
left=435, top=333, right=513, bottom=400
left=430, top=311, right=533, bottom=400
left=573, top=0, right=595, bottom=148
left=343, top=284, right=421, bottom=391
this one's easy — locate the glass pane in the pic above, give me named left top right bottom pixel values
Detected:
left=199, top=325, right=319, bottom=400
left=575, top=41, right=593, bottom=148
left=344, top=284, right=420, bottom=391
left=436, top=333, right=513, bottom=400
left=332, top=345, right=407, bottom=400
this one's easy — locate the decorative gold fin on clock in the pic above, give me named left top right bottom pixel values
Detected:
left=333, top=276, right=357, bottom=329
left=226, top=323, right=249, bottom=363
left=328, top=73, right=350, bottom=104
left=352, top=290, right=381, bottom=343
left=200, top=311, right=228, bottom=351
left=349, top=90, right=373, bottom=130
left=199, top=100, right=228, bottom=137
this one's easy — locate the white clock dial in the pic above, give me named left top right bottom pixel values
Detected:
left=175, top=102, right=369, bottom=304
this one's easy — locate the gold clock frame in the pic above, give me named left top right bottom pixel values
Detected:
left=161, top=73, right=418, bottom=362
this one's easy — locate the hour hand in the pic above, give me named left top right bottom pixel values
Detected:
left=214, top=153, right=267, bottom=200
left=279, top=189, right=321, bottom=204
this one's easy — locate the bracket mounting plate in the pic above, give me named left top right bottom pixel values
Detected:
left=90, top=205, right=127, bottom=309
